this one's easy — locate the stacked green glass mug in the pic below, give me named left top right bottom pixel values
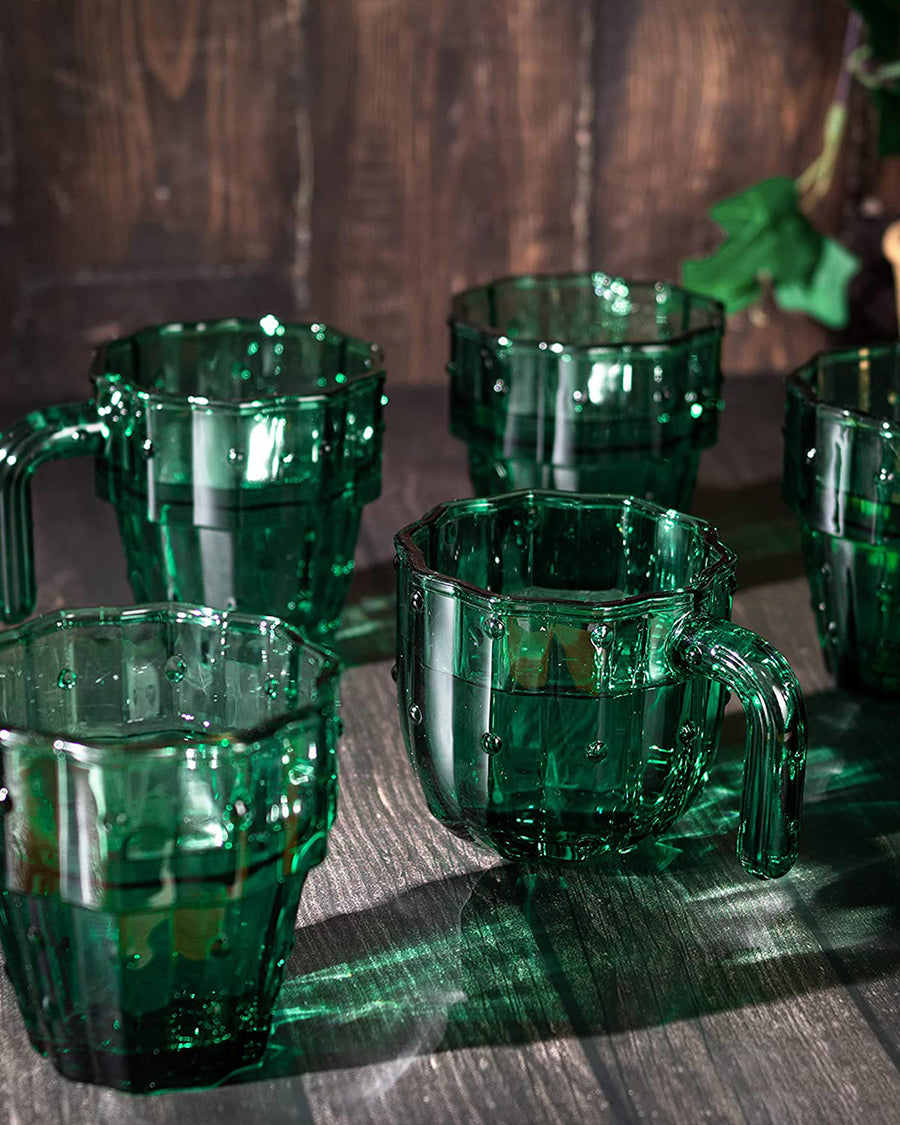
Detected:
left=785, top=343, right=900, bottom=695
left=0, top=316, right=388, bottom=1090
left=448, top=272, right=724, bottom=507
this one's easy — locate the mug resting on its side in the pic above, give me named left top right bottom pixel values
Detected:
left=448, top=273, right=724, bottom=507
left=394, top=491, right=806, bottom=879
left=0, top=317, right=387, bottom=633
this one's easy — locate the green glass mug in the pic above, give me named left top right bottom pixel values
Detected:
left=394, top=491, right=806, bottom=879
left=784, top=344, right=900, bottom=694
left=0, top=317, right=387, bottom=633
left=0, top=603, right=340, bottom=1092
left=448, top=273, right=724, bottom=506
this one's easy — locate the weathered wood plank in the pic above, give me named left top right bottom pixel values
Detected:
left=588, top=0, right=851, bottom=376
left=4, top=0, right=304, bottom=270
left=306, top=0, right=585, bottom=385
left=0, top=0, right=888, bottom=402
left=0, top=0, right=308, bottom=399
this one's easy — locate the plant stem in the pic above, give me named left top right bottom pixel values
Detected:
left=797, top=9, right=863, bottom=212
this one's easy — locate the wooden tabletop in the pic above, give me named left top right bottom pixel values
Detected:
left=1, top=378, right=899, bottom=1125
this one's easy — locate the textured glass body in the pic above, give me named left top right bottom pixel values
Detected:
left=0, top=318, right=386, bottom=632
left=784, top=345, right=900, bottom=694
left=395, top=492, right=806, bottom=879
left=448, top=274, right=724, bottom=506
left=0, top=605, right=340, bottom=1092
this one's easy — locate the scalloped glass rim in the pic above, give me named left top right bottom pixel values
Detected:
left=394, top=490, right=736, bottom=616
left=90, top=316, right=385, bottom=411
left=0, top=603, right=341, bottom=763
left=448, top=272, right=725, bottom=352
left=787, top=343, right=900, bottom=437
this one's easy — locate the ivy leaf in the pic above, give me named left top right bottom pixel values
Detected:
left=773, top=236, right=861, bottom=329
left=848, top=0, right=900, bottom=62
left=683, top=177, right=822, bottom=314
left=706, top=175, right=798, bottom=232
left=682, top=176, right=860, bottom=327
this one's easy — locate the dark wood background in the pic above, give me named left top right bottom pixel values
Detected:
left=0, top=0, right=895, bottom=403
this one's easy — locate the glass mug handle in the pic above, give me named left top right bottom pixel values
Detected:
left=0, top=402, right=106, bottom=622
left=669, top=615, right=807, bottom=880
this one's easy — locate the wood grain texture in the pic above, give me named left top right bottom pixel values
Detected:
left=0, top=381, right=898, bottom=1124
left=5, top=0, right=304, bottom=269
left=587, top=0, right=851, bottom=376
left=0, top=0, right=886, bottom=401
left=306, top=0, right=585, bottom=386
left=306, top=0, right=857, bottom=383
left=0, top=0, right=307, bottom=400
left=0, top=19, right=15, bottom=399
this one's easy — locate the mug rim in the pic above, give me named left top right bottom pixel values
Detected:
left=787, top=344, right=900, bottom=438
left=90, top=316, right=386, bottom=412
left=0, top=602, right=341, bottom=764
left=448, top=272, right=725, bottom=353
left=394, top=490, right=736, bottom=615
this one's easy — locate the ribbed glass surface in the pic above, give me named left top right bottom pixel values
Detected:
left=448, top=274, right=724, bottom=506
left=0, top=604, right=340, bottom=1092
left=785, top=344, right=900, bottom=694
left=395, top=492, right=806, bottom=879
left=0, top=318, right=387, bottom=633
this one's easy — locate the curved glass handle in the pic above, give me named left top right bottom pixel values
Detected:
left=669, top=615, right=807, bottom=880
left=0, top=402, right=106, bottom=622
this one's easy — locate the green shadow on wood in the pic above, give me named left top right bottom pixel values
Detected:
left=692, top=478, right=807, bottom=591
left=217, top=687, right=900, bottom=1088
left=330, top=560, right=396, bottom=667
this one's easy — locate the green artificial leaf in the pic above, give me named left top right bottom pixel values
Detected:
left=774, top=236, right=861, bottom=328
left=682, top=177, right=823, bottom=315
left=707, top=175, right=798, bottom=230
left=849, top=0, right=900, bottom=61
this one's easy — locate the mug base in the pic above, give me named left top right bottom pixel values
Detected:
left=458, top=808, right=660, bottom=864
left=25, top=1012, right=269, bottom=1094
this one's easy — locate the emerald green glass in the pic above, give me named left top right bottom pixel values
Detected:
left=394, top=492, right=806, bottom=879
left=0, top=318, right=386, bottom=633
left=785, top=344, right=900, bottom=695
left=448, top=273, right=724, bottom=506
left=0, top=604, right=340, bottom=1092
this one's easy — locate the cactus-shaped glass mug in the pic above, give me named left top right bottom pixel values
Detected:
left=0, top=318, right=387, bottom=632
left=0, top=603, right=340, bottom=1091
left=784, top=344, right=900, bottom=694
left=448, top=273, right=724, bottom=507
left=394, top=491, right=806, bottom=879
